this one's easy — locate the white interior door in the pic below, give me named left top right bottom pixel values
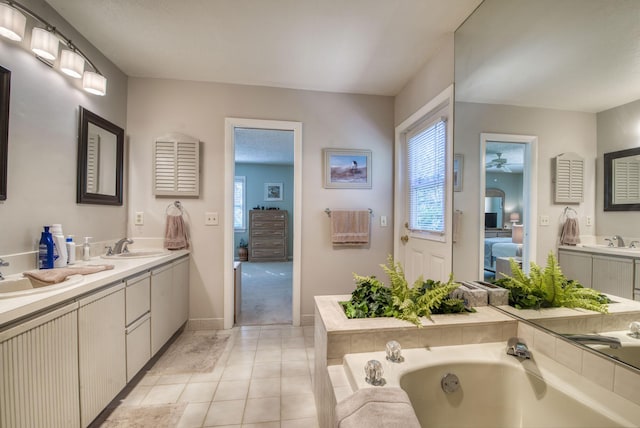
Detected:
left=394, top=87, right=453, bottom=284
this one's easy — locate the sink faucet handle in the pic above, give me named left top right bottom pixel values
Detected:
left=104, top=245, right=113, bottom=256
left=630, top=240, right=640, bottom=248
left=0, top=258, right=8, bottom=267
left=604, top=238, right=614, bottom=247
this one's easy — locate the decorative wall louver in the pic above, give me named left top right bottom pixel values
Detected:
left=554, top=152, right=584, bottom=203
left=613, top=156, right=640, bottom=204
left=153, top=133, right=200, bottom=197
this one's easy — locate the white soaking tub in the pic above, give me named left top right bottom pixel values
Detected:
left=342, top=342, right=640, bottom=428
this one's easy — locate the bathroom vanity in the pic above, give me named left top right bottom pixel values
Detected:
left=558, top=246, right=640, bottom=301
left=0, top=250, right=189, bottom=428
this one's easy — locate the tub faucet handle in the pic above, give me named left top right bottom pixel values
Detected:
left=506, top=337, right=531, bottom=359
left=0, top=258, right=8, bottom=281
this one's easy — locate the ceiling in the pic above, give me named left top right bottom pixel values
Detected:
left=455, top=0, right=640, bottom=114
left=45, top=0, right=481, bottom=96
left=234, top=128, right=294, bottom=165
left=486, top=142, right=524, bottom=174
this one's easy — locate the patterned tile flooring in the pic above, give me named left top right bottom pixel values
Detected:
left=96, top=325, right=318, bottom=428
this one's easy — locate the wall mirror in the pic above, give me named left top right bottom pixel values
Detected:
left=484, top=188, right=504, bottom=229
left=0, top=66, right=9, bottom=201
left=604, top=147, right=640, bottom=211
left=454, top=0, right=640, bottom=372
left=77, top=107, right=124, bottom=205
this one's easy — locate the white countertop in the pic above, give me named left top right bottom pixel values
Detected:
left=559, top=244, right=640, bottom=258
left=0, top=249, right=189, bottom=328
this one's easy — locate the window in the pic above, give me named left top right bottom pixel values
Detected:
left=407, top=117, right=447, bottom=234
left=234, top=176, right=246, bottom=231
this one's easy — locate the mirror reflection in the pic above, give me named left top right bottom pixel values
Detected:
left=77, top=107, right=124, bottom=205
left=0, top=66, right=9, bottom=201
left=454, top=0, right=640, bottom=371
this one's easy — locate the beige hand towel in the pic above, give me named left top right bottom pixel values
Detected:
left=335, top=387, right=421, bottom=428
left=164, top=214, right=190, bottom=250
left=560, top=217, right=580, bottom=245
left=23, top=264, right=115, bottom=287
left=331, top=210, right=370, bottom=245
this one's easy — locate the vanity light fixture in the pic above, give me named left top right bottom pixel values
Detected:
left=0, top=2, right=25, bottom=41
left=0, top=0, right=107, bottom=96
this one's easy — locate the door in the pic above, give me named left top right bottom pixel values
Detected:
left=394, top=87, right=453, bottom=284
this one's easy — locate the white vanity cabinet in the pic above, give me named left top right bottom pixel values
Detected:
left=0, top=302, right=80, bottom=428
left=78, top=283, right=126, bottom=428
left=558, top=249, right=592, bottom=288
left=125, top=272, right=151, bottom=382
left=151, top=256, right=189, bottom=356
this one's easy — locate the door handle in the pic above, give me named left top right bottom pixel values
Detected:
left=400, top=235, right=409, bottom=243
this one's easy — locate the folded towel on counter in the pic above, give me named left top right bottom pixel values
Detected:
left=164, top=214, right=190, bottom=250
left=560, top=217, right=580, bottom=245
left=23, top=264, right=115, bottom=287
left=331, top=210, right=370, bottom=245
left=335, top=387, right=421, bottom=428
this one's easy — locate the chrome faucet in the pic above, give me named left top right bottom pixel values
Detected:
left=113, top=238, right=134, bottom=254
left=629, top=240, right=640, bottom=249
left=604, top=238, right=614, bottom=247
left=506, top=337, right=531, bottom=359
left=0, top=258, right=8, bottom=280
left=563, top=334, right=621, bottom=349
left=612, top=235, right=625, bottom=247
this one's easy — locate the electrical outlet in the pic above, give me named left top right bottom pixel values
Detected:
left=380, top=215, right=388, bottom=227
left=586, top=216, right=593, bottom=226
left=205, top=212, right=219, bottom=226
left=539, top=215, right=550, bottom=226
left=134, top=212, right=144, bottom=226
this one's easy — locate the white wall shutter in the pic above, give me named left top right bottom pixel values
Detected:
left=555, top=152, right=584, bottom=203
left=613, top=157, right=640, bottom=204
left=86, top=133, right=100, bottom=194
left=153, top=133, right=200, bottom=197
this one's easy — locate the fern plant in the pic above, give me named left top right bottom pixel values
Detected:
left=341, top=255, right=467, bottom=327
left=494, top=252, right=609, bottom=313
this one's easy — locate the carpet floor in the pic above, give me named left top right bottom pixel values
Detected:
left=236, top=261, right=292, bottom=326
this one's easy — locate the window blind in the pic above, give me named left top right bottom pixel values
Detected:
left=234, top=176, right=246, bottom=230
left=407, top=118, right=447, bottom=233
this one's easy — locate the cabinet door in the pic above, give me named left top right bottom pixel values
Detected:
left=78, top=284, right=126, bottom=427
left=592, top=255, right=634, bottom=299
left=151, top=263, right=174, bottom=355
left=0, top=303, right=80, bottom=428
left=558, top=250, right=593, bottom=288
left=173, top=257, right=190, bottom=331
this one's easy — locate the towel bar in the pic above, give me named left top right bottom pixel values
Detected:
left=325, top=208, right=373, bottom=217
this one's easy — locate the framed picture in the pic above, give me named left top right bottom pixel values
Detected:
left=453, top=154, right=463, bottom=192
left=264, top=182, right=283, bottom=201
left=323, top=148, right=372, bottom=189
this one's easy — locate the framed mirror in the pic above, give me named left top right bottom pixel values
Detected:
left=604, top=147, right=640, bottom=211
left=485, top=188, right=505, bottom=229
left=77, top=107, right=124, bottom=205
left=0, top=66, right=10, bottom=201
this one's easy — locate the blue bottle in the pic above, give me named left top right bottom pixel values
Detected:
left=38, top=226, right=54, bottom=269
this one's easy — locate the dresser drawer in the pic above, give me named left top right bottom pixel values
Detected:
left=251, top=247, right=286, bottom=258
left=251, top=220, right=286, bottom=229
left=251, top=237, right=285, bottom=248
left=251, top=211, right=287, bottom=221
left=251, top=228, right=286, bottom=237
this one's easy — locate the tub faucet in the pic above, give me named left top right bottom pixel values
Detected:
left=612, top=235, right=625, bottom=247
left=506, top=337, right=531, bottom=359
left=114, top=238, right=134, bottom=254
left=0, top=258, right=8, bottom=280
left=563, top=334, right=621, bottom=349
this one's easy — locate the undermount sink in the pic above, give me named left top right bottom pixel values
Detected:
left=101, top=249, right=170, bottom=259
left=0, top=274, right=84, bottom=299
left=581, top=244, right=640, bottom=252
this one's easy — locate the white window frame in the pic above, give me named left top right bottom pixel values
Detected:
left=234, top=176, right=246, bottom=231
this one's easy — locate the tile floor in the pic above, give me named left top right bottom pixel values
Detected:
left=99, top=325, right=318, bottom=428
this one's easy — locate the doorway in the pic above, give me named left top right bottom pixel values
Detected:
left=479, top=133, right=538, bottom=279
left=224, top=118, right=303, bottom=329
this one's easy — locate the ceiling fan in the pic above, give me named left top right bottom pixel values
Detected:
left=486, top=153, right=512, bottom=172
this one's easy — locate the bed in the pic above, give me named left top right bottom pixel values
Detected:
left=484, top=237, right=522, bottom=272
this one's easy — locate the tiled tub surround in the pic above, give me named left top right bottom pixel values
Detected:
left=336, top=342, right=640, bottom=427
left=313, top=295, right=518, bottom=428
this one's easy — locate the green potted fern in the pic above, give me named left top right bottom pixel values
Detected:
left=341, top=256, right=470, bottom=327
left=493, top=252, right=609, bottom=312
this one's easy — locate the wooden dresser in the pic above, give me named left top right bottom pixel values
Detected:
left=249, top=210, right=288, bottom=262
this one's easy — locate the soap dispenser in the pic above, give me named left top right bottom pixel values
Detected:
left=66, top=236, right=76, bottom=265
left=82, top=237, right=92, bottom=261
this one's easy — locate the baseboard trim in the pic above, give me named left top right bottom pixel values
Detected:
left=301, top=314, right=315, bottom=326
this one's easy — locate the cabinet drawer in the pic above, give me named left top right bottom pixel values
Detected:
left=126, top=273, right=150, bottom=325
left=251, top=228, right=285, bottom=237
left=251, top=211, right=287, bottom=221
left=251, top=220, right=286, bottom=229
left=251, top=248, right=286, bottom=258
left=126, top=315, right=151, bottom=382
left=251, top=237, right=285, bottom=248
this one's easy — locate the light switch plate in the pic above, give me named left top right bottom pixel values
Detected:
left=380, top=215, right=388, bottom=227
left=205, top=212, right=219, bottom=226
left=134, top=212, right=144, bottom=226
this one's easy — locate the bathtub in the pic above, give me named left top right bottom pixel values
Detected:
left=342, top=342, right=640, bottom=428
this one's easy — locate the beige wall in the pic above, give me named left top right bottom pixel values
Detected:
left=126, top=78, right=394, bottom=326
left=596, top=99, right=640, bottom=239
left=394, top=33, right=454, bottom=126
left=453, top=102, right=597, bottom=280
left=0, top=0, right=128, bottom=258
